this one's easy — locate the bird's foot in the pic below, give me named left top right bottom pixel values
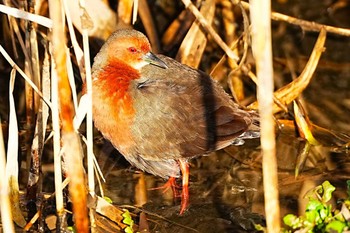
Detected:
left=149, top=177, right=181, bottom=197
left=149, top=159, right=190, bottom=215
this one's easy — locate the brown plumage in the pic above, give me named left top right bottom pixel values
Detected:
left=91, top=29, right=259, bottom=214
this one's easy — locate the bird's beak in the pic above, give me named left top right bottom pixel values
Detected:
left=143, top=52, right=168, bottom=69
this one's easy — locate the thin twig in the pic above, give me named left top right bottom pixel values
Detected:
left=62, top=0, right=84, bottom=74
left=237, top=0, right=350, bottom=37
left=181, top=0, right=239, bottom=61
left=79, top=0, right=96, bottom=230
left=0, top=45, right=52, bottom=109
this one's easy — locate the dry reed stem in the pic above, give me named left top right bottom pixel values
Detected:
left=65, top=0, right=117, bottom=41
left=80, top=135, right=106, bottom=183
left=65, top=48, right=79, bottom=112
left=132, top=0, right=139, bottom=24
left=161, top=10, right=194, bottom=52
left=0, top=45, right=52, bottom=108
left=181, top=0, right=239, bottom=62
left=73, top=94, right=89, bottom=129
left=0, top=121, right=15, bottom=233
left=49, top=0, right=89, bottom=231
left=30, top=28, right=41, bottom=112
left=50, top=47, right=64, bottom=217
left=134, top=173, right=148, bottom=207
left=249, top=0, right=280, bottom=232
left=237, top=0, right=350, bottom=37
left=23, top=211, right=41, bottom=231
left=79, top=0, right=97, bottom=229
left=26, top=23, right=44, bottom=203
left=24, top=26, right=35, bottom=193
left=11, top=19, right=27, bottom=60
left=62, top=0, right=84, bottom=76
left=248, top=28, right=326, bottom=113
left=3, top=0, right=30, bottom=61
left=221, top=0, right=244, bottom=101
left=118, top=0, right=133, bottom=25
left=7, top=69, right=27, bottom=227
left=176, top=0, right=215, bottom=68
left=0, top=3, right=52, bottom=28
left=27, top=45, right=50, bottom=198
left=139, top=0, right=161, bottom=53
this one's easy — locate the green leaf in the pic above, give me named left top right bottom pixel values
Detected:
left=124, top=226, right=134, bottom=233
left=306, top=199, right=323, bottom=212
left=122, top=210, right=134, bottom=233
left=103, top=196, right=113, bottom=204
left=325, top=220, right=346, bottom=233
left=305, top=209, right=318, bottom=224
left=283, top=214, right=299, bottom=227
left=322, top=181, right=336, bottom=203
left=254, top=224, right=266, bottom=232
left=319, top=205, right=331, bottom=220
left=281, top=181, right=350, bottom=233
left=305, top=184, right=322, bottom=201
left=67, top=226, right=76, bottom=233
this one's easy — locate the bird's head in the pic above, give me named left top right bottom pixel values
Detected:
left=95, top=29, right=167, bottom=70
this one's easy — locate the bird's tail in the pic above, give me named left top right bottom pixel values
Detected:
left=232, top=110, right=260, bottom=145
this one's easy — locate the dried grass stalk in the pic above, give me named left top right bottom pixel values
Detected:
left=27, top=43, right=50, bottom=202
left=237, top=0, right=350, bottom=37
left=66, top=0, right=117, bottom=41
left=62, top=0, right=84, bottom=71
left=79, top=0, right=96, bottom=229
left=0, top=44, right=52, bottom=107
left=176, top=0, right=215, bottom=68
left=51, top=45, right=64, bottom=217
left=0, top=3, right=52, bottom=28
left=248, top=28, right=326, bottom=113
left=221, top=0, right=245, bottom=101
left=138, top=0, right=161, bottom=53
left=249, top=0, right=280, bottom=232
left=6, top=69, right=27, bottom=227
left=181, top=0, right=239, bottom=61
left=161, top=10, right=194, bottom=53
left=0, top=117, right=15, bottom=233
left=26, top=22, right=46, bottom=204
left=48, top=0, right=89, bottom=231
left=118, top=0, right=133, bottom=25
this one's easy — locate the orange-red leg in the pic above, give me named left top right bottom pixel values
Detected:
left=149, top=177, right=180, bottom=197
left=179, top=159, right=189, bottom=215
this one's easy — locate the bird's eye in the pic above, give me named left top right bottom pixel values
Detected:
left=128, top=47, right=137, bottom=53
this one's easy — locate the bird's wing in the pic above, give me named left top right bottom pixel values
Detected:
left=130, top=55, right=252, bottom=160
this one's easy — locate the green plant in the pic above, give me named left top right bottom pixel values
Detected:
left=256, top=181, right=350, bottom=232
left=283, top=181, right=349, bottom=233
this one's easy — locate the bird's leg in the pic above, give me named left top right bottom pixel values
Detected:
left=179, top=159, right=189, bottom=215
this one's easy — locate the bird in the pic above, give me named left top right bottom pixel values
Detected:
left=90, top=28, right=259, bottom=214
